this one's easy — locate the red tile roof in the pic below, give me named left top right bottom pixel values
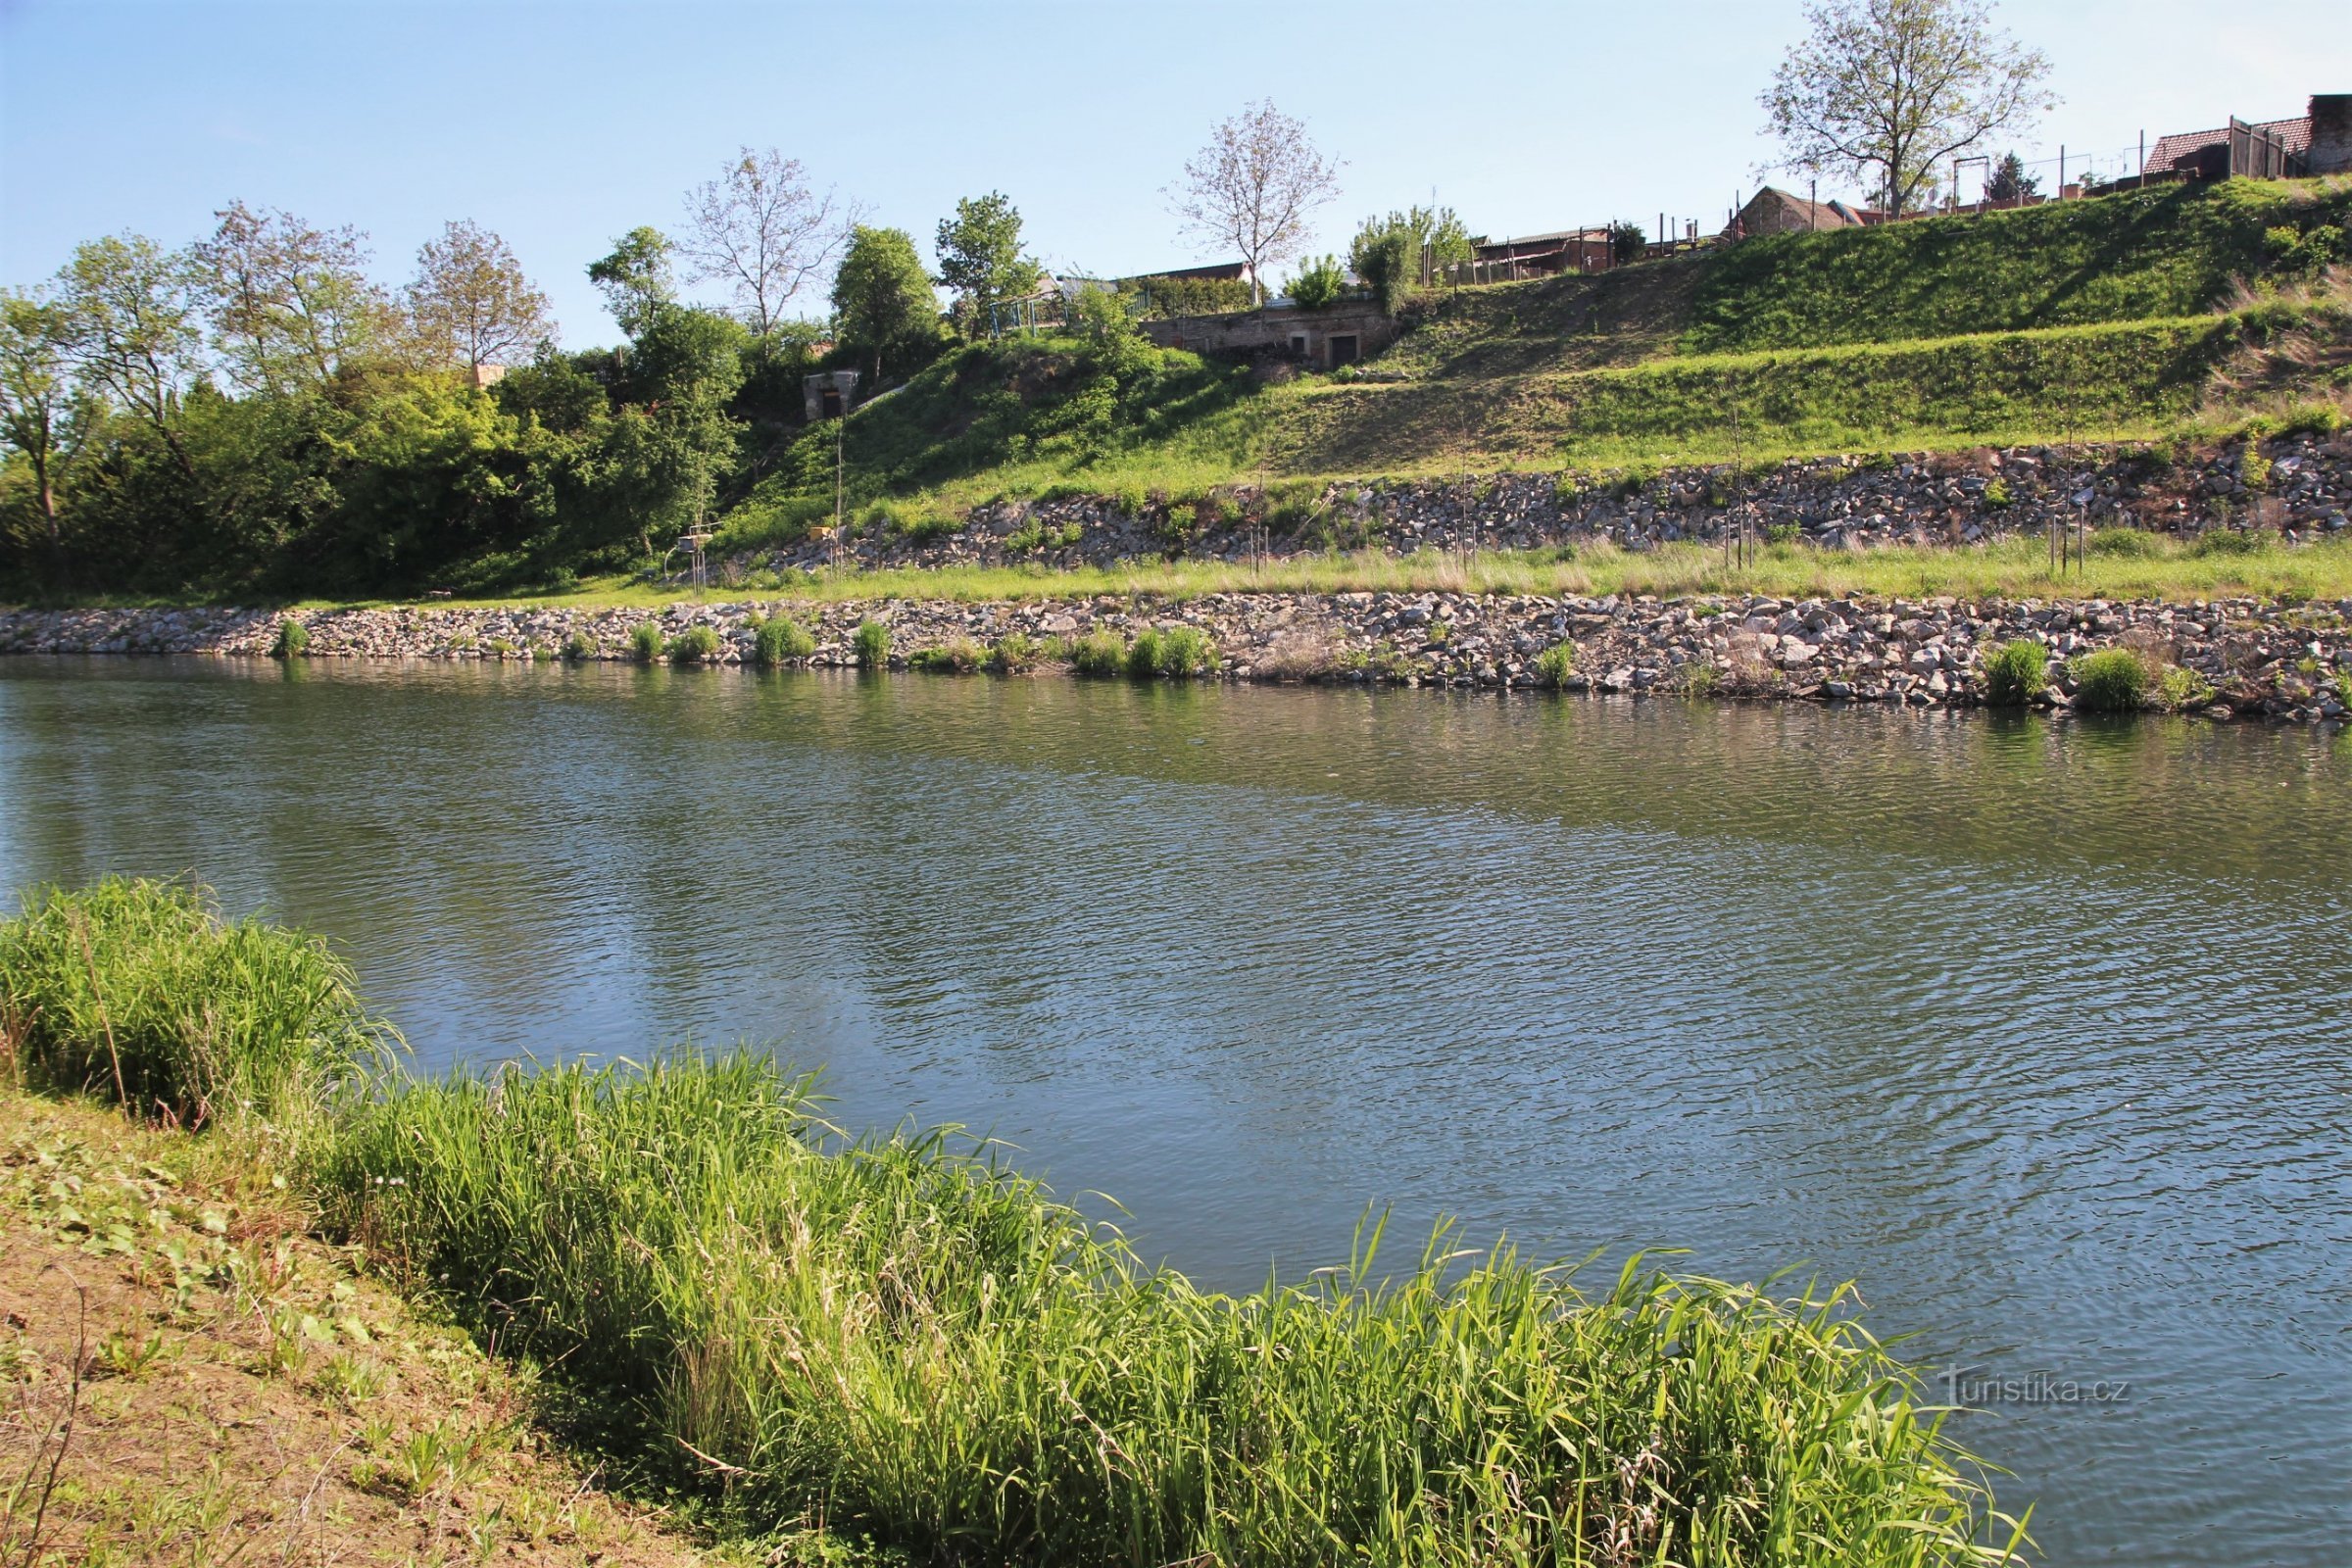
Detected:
left=2148, top=116, right=2311, bottom=172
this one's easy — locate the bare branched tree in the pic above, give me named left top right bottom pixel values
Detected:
left=1169, top=101, right=1341, bottom=306
left=408, top=220, right=557, bottom=373
left=1761, top=0, right=2054, bottom=217
left=189, top=202, right=397, bottom=393
left=678, top=148, right=852, bottom=359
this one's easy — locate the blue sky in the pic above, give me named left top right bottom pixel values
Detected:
left=3, top=0, right=2344, bottom=345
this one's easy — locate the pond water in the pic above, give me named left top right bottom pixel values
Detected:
left=2, top=657, right=2346, bottom=1566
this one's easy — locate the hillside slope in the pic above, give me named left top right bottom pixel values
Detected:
left=725, top=178, right=2352, bottom=541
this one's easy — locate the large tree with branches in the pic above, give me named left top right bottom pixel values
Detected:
left=1169, top=101, right=1341, bottom=307
left=1761, top=0, right=2054, bottom=217
left=407, top=220, right=556, bottom=374
left=678, top=147, right=850, bottom=360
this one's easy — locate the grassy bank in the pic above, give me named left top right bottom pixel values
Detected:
left=0, top=879, right=2029, bottom=1567
left=267, top=531, right=2352, bottom=613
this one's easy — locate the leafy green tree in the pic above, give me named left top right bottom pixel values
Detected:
left=620, top=305, right=747, bottom=541
left=587, top=226, right=677, bottom=337
left=1349, top=206, right=1472, bottom=313
left=1284, top=255, right=1347, bottom=310
left=190, top=202, right=400, bottom=395
left=1761, top=0, right=2055, bottom=216
left=407, top=220, right=557, bottom=373
left=0, top=289, right=85, bottom=547
left=833, top=225, right=941, bottom=385
left=934, top=193, right=1043, bottom=337
left=59, top=233, right=206, bottom=478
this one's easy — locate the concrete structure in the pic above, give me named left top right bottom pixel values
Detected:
left=803, top=368, right=860, bottom=421
left=1140, top=301, right=1398, bottom=368
left=2311, top=94, right=2352, bottom=174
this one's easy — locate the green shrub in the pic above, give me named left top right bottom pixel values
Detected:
left=0, top=878, right=397, bottom=1127
left=853, top=619, right=890, bottom=668
left=562, top=631, right=597, bottom=662
left=989, top=632, right=1040, bottom=672
left=529, top=642, right=556, bottom=663
left=753, top=615, right=816, bottom=667
left=1285, top=254, right=1348, bottom=310
left=909, top=637, right=984, bottom=673
left=2085, top=527, right=2158, bottom=558
left=2239, top=444, right=2273, bottom=491
left=1981, top=639, right=2050, bottom=705
left=630, top=621, right=664, bottom=663
left=484, top=637, right=518, bottom=658
left=1070, top=630, right=1126, bottom=676
left=2155, top=664, right=2215, bottom=711
left=1534, top=642, right=1576, bottom=687
left=1764, top=521, right=1801, bottom=547
left=2190, top=527, right=2263, bottom=557
left=1125, top=624, right=1219, bottom=679
left=666, top=625, right=723, bottom=665
left=272, top=618, right=309, bottom=659
left=2070, top=647, right=2150, bottom=711
left=1982, top=478, right=2013, bottom=509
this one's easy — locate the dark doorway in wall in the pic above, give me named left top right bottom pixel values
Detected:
left=820, top=387, right=844, bottom=418
left=1328, top=335, right=1359, bottom=367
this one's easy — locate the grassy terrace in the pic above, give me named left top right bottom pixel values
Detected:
left=0, top=878, right=2029, bottom=1567
left=263, top=533, right=2352, bottom=612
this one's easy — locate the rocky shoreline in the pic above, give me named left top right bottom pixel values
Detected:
left=6, top=588, right=2348, bottom=723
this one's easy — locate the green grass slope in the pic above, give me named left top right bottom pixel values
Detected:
left=1688, top=177, right=2352, bottom=354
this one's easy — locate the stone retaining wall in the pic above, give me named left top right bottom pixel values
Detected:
left=7, top=589, right=2347, bottom=724
left=752, top=433, right=2352, bottom=575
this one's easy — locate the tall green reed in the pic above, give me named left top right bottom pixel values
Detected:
left=311, top=1049, right=2019, bottom=1568
left=0, top=877, right=398, bottom=1127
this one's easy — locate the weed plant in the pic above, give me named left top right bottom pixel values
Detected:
left=666, top=626, right=724, bottom=665
left=273, top=618, right=309, bottom=658
left=1070, top=631, right=1126, bottom=677
left=630, top=621, right=664, bottom=664
left=853, top=620, right=890, bottom=668
left=0, top=878, right=397, bottom=1127
left=1535, top=642, right=1577, bottom=687
left=2071, top=648, right=2151, bottom=710
left=753, top=616, right=816, bottom=667
left=1982, top=640, right=2051, bottom=706
left=1125, top=625, right=1218, bottom=679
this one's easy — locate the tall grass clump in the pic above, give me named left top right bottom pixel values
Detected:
left=630, top=620, right=664, bottom=664
left=1070, top=630, right=1126, bottom=677
left=752, top=614, right=816, bottom=667
left=853, top=619, right=890, bottom=668
left=666, top=625, right=724, bottom=665
left=0, top=878, right=396, bottom=1127
left=310, top=1048, right=2013, bottom=1568
left=2070, top=647, right=2151, bottom=711
left=1535, top=640, right=1576, bottom=688
left=1124, top=624, right=1218, bottom=679
left=1982, top=639, right=2050, bottom=706
left=272, top=618, right=309, bottom=658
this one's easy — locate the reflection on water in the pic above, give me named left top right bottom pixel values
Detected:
left=2, top=657, right=2346, bottom=1567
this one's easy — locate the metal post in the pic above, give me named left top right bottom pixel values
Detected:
left=2059, top=145, right=2066, bottom=196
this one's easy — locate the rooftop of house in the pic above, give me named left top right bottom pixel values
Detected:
left=2148, top=115, right=2313, bottom=171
